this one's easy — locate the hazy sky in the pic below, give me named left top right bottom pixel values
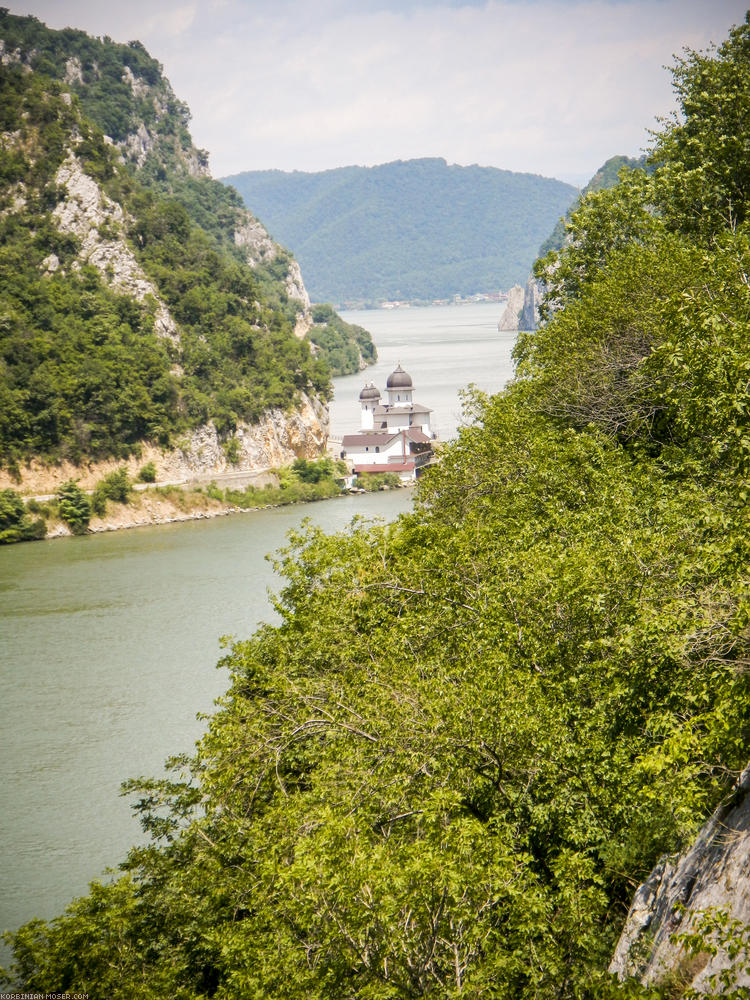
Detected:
left=7, top=1, right=748, bottom=183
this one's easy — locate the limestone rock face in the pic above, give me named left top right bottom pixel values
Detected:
left=234, top=212, right=278, bottom=266
left=120, top=121, right=155, bottom=168
left=52, top=153, right=180, bottom=342
left=160, top=393, right=329, bottom=479
left=610, top=765, right=750, bottom=994
left=520, top=275, right=542, bottom=331
left=64, top=56, right=83, bottom=85
left=498, top=284, right=525, bottom=331
left=0, top=394, right=329, bottom=495
left=234, top=214, right=313, bottom=338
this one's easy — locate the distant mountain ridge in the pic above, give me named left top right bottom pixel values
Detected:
left=222, top=158, right=577, bottom=304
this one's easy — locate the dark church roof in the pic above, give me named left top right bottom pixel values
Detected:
left=386, top=364, right=413, bottom=389
left=359, top=381, right=381, bottom=401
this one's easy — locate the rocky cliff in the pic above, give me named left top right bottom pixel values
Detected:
left=0, top=394, right=329, bottom=495
left=610, top=765, right=750, bottom=994
left=0, top=11, right=351, bottom=485
left=498, top=284, right=525, bottom=330
left=520, top=275, right=542, bottom=331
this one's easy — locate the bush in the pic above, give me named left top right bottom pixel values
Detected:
left=354, top=471, right=403, bottom=491
left=138, top=461, right=157, bottom=483
left=292, top=457, right=334, bottom=483
left=55, top=480, right=91, bottom=535
left=91, top=466, right=131, bottom=515
left=0, top=488, right=47, bottom=543
left=222, top=437, right=240, bottom=465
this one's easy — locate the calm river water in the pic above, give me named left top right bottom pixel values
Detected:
left=0, top=301, right=513, bottom=955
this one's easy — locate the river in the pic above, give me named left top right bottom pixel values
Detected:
left=0, top=301, right=513, bottom=957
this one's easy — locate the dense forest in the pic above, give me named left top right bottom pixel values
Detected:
left=4, top=11, right=750, bottom=1000
left=0, top=11, right=371, bottom=473
left=222, top=159, right=577, bottom=303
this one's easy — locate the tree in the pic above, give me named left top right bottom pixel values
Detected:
left=651, top=13, right=750, bottom=240
left=55, top=480, right=91, bottom=535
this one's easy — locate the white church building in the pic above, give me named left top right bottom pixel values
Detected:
left=340, top=364, right=436, bottom=481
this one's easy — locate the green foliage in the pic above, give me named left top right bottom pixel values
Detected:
left=291, top=456, right=334, bottom=483
left=0, top=488, right=46, bottom=543
left=650, top=16, right=750, bottom=240
left=6, top=10, right=750, bottom=1000
left=353, top=469, right=403, bottom=490
left=91, top=467, right=131, bottom=514
left=55, top=480, right=90, bottom=534
left=671, top=908, right=750, bottom=998
left=222, top=437, right=240, bottom=465
left=138, top=461, right=157, bottom=483
left=537, top=154, right=648, bottom=259
left=308, top=303, right=377, bottom=375
left=223, top=158, right=577, bottom=302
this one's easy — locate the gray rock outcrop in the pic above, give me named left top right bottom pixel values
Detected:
left=520, top=275, right=542, bottom=331
left=234, top=214, right=312, bottom=338
left=52, top=152, right=180, bottom=342
left=498, top=284, right=525, bottom=331
left=162, top=392, right=329, bottom=479
left=610, top=765, right=750, bottom=994
left=0, top=393, right=329, bottom=495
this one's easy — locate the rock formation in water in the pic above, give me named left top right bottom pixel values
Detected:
left=610, top=764, right=750, bottom=994
left=498, top=284, right=526, bottom=330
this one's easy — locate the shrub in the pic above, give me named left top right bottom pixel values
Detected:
left=91, top=466, right=131, bottom=515
left=292, top=457, right=334, bottom=483
left=0, top=488, right=47, bottom=543
left=222, top=437, right=241, bottom=465
left=55, top=480, right=91, bottom=535
left=354, top=471, right=403, bottom=491
left=138, top=461, right=157, bottom=483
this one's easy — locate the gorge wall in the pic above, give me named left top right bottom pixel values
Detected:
left=0, top=393, right=328, bottom=495
left=610, top=765, right=750, bottom=994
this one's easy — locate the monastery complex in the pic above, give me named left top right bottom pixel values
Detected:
left=339, top=364, right=436, bottom=481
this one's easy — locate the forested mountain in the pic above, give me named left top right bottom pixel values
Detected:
left=5, top=12, right=750, bottom=998
left=222, top=158, right=577, bottom=303
left=0, top=12, right=372, bottom=477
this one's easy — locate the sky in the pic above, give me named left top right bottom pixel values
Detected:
left=6, top=0, right=749, bottom=185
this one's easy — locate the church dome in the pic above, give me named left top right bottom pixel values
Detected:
left=386, top=364, right=413, bottom=389
left=359, top=381, right=380, bottom=401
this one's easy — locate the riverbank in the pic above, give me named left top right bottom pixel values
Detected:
left=2, top=464, right=414, bottom=543
left=46, top=488, right=247, bottom=537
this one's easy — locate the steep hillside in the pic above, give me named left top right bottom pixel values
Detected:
left=0, top=12, right=372, bottom=484
left=222, top=158, right=577, bottom=303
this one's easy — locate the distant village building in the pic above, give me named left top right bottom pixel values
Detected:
left=341, top=364, right=436, bottom=481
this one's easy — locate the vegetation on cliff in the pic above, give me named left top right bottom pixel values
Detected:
left=536, top=154, right=648, bottom=259
left=0, top=11, right=371, bottom=474
left=222, top=158, right=577, bottom=303
left=4, top=12, right=750, bottom=1000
